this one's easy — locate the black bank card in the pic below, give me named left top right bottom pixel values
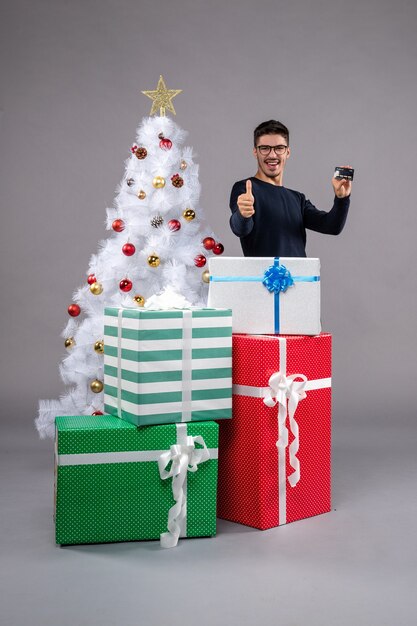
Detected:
left=334, top=167, right=354, bottom=180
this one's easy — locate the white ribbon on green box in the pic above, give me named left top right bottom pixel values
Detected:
left=233, top=336, right=331, bottom=525
left=158, top=423, right=211, bottom=548
left=57, top=423, right=217, bottom=548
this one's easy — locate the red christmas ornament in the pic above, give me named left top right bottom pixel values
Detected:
left=194, top=254, right=207, bottom=268
left=87, top=274, right=96, bottom=285
left=168, top=219, right=181, bottom=232
left=92, top=411, right=104, bottom=416
left=158, top=133, right=172, bottom=151
left=119, top=278, right=133, bottom=292
left=122, top=242, right=136, bottom=256
left=68, top=304, right=81, bottom=317
left=202, top=237, right=215, bottom=250
left=112, top=219, right=125, bottom=233
left=213, top=243, right=224, bottom=255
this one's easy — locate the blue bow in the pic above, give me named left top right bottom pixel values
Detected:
left=262, top=263, right=294, bottom=294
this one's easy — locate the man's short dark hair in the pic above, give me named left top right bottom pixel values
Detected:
left=254, top=120, right=289, bottom=147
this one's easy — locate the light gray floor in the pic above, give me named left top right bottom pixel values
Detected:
left=1, top=416, right=416, bottom=626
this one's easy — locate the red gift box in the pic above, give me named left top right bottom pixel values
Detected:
left=217, top=333, right=332, bottom=529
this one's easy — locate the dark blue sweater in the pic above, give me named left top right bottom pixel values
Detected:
left=229, top=177, right=350, bottom=257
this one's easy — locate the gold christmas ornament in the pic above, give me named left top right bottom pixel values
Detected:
left=90, top=379, right=104, bottom=393
left=137, top=189, right=146, bottom=200
left=64, top=337, right=75, bottom=349
left=147, top=254, right=160, bottom=268
left=90, top=282, right=103, bottom=295
left=202, top=270, right=210, bottom=284
left=152, top=176, right=165, bottom=189
left=133, top=294, right=145, bottom=307
left=180, top=160, right=187, bottom=170
left=183, top=208, right=196, bottom=221
left=142, top=75, right=182, bottom=117
left=94, top=340, right=104, bottom=354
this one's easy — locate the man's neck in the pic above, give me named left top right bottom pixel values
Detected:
left=254, top=170, right=283, bottom=186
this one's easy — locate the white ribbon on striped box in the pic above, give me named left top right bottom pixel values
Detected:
left=233, top=336, right=331, bottom=525
left=56, top=423, right=217, bottom=548
left=116, top=309, right=194, bottom=421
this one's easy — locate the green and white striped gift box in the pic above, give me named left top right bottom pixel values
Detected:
left=104, top=307, right=233, bottom=427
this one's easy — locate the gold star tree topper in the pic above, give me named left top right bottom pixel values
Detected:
left=142, top=75, right=182, bottom=117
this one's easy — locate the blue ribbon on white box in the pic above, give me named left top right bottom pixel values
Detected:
left=209, top=258, right=320, bottom=333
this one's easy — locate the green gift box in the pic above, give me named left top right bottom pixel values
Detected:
left=103, top=307, right=232, bottom=427
left=55, top=415, right=219, bottom=547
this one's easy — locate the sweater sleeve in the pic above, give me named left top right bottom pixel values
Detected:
left=302, top=194, right=350, bottom=235
left=229, top=181, right=254, bottom=238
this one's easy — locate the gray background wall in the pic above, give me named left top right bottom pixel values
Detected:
left=1, top=3, right=417, bottom=625
left=1, top=0, right=416, bottom=424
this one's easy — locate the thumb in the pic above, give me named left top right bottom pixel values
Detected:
left=246, top=179, right=253, bottom=196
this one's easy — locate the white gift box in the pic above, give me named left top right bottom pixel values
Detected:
left=207, top=257, right=321, bottom=335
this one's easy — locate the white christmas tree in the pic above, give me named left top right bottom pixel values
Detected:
left=37, top=76, right=224, bottom=439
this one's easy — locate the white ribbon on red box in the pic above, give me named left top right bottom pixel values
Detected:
left=232, top=336, right=331, bottom=525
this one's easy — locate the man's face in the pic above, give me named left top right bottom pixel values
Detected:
left=253, top=133, right=290, bottom=180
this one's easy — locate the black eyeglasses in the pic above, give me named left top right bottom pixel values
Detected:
left=256, top=145, right=288, bottom=156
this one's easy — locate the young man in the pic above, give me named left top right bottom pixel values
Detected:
left=229, top=120, right=352, bottom=257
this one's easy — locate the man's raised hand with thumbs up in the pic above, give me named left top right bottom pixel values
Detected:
left=237, top=180, right=255, bottom=218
